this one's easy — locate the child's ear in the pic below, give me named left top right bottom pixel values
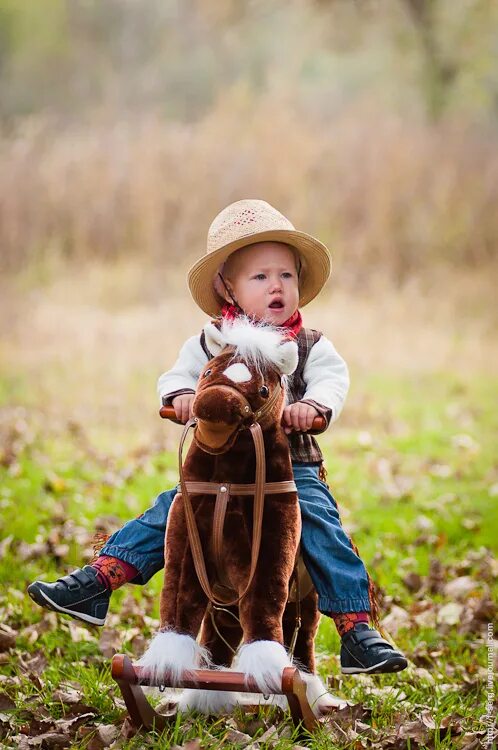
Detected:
left=213, top=272, right=234, bottom=304
left=277, top=340, right=299, bottom=376
left=204, top=322, right=227, bottom=355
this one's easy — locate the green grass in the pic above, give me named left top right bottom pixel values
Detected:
left=0, top=370, right=497, bottom=748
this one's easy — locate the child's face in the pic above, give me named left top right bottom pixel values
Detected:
left=222, top=242, right=300, bottom=325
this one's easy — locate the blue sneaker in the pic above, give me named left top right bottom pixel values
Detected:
left=27, top=566, right=110, bottom=626
left=340, top=623, right=408, bottom=674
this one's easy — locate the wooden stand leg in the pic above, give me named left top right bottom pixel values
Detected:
left=111, top=655, right=319, bottom=734
left=112, top=654, right=173, bottom=731
left=281, top=667, right=318, bottom=733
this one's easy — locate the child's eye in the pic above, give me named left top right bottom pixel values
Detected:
left=282, top=272, right=293, bottom=278
left=254, top=274, right=266, bottom=281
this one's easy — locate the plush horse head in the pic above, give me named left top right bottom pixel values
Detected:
left=192, top=318, right=299, bottom=454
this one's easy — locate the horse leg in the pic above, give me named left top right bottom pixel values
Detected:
left=283, top=589, right=320, bottom=673
left=178, top=606, right=243, bottom=715
left=137, top=497, right=209, bottom=686
left=233, top=500, right=300, bottom=693
left=199, top=605, right=242, bottom=667
left=283, top=590, right=347, bottom=715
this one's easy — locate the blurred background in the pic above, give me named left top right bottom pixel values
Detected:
left=1, top=6, right=497, bottom=738
left=0, top=0, right=497, bottom=436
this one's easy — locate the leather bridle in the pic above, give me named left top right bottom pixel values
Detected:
left=176, top=377, right=297, bottom=608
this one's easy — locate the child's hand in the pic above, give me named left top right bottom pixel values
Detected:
left=172, top=394, right=195, bottom=424
left=282, top=402, right=320, bottom=434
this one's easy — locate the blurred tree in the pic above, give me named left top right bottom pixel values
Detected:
left=0, top=0, right=70, bottom=118
left=400, top=0, right=498, bottom=120
left=0, top=0, right=497, bottom=122
left=401, top=0, right=458, bottom=120
left=311, top=0, right=498, bottom=121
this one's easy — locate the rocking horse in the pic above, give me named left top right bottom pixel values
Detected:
left=112, top=318, right=346, bottom=731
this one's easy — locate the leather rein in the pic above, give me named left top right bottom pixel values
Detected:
left=177, top=379, right=297, bottom=608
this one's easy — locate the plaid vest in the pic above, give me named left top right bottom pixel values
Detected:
left=199, top=327, right=324, bottom=464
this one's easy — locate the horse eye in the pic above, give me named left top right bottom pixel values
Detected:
left=259, top=385, right=269, bottom=398
left=203, top=369, right=212, bottom=377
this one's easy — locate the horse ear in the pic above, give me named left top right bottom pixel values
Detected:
left=277, top=340, right=299, bottom=376
left=204, top=322, right=227, bottom=355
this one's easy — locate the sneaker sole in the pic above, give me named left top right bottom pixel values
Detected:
left=27, top=585, right=106, bottom=626
left=341, top=656, right=408, bottom=674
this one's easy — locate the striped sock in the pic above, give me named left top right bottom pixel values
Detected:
left=327, top=611, right=370, bottom=638
left=92, top=555, right=139, bottom=591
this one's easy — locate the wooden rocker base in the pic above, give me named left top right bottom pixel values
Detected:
left=111, top=654, right=320, bottom=733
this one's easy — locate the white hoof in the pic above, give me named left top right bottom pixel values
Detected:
left=178, top=688, right=238, bottom=714
left=234, top=641, right=292, bottom=693
left=136, top=630, right=210, bottom=685
left=301, top=673, right=348, bottom=716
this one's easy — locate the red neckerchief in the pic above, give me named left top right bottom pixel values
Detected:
left=220, top=303, right=303, bottom=340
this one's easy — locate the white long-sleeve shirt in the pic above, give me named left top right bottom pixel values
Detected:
left=157, top=324, right=349, bottom=463
left=157, top=328, right=349, bottom=424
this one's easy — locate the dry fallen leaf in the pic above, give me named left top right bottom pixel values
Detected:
left=17, top=541, right=50, bottom=561
left=20, top=714, right=54, bottom=737
left=396, top=718, right=429, bottom=744
left=54, top=712, right=97, bottom=734
left=26, top=731, right=71, bottom=748
left=427, top=557, right=446, bottom=594
left=257, top=725, right=280, bottom=745
left=82, top=723, right=120, bottom=749
left=120, top=717, right=138, bottom=740
left=380, top=605, right=411, bottom=635
left=52, top=687, right=85, bottom=705
left=19, top=651, right=48, bottom=675
left=225, top=728, right=253, bottom=746
left=415, top=514, right=435, bottom=532
left=443, top=575, right=480, bottom=600
left=0, top=692, right=16, bottom=711
left=7, top=735, right=31, bottom=750
left=98, top=628, right=122, bottom=658
left=0, top=624, right=17, bottom=651
left=182, top=741, right=202, bottom=750
left=402, top=572, right=423, bottom=592
left=67, top=621, right=95, bottom=643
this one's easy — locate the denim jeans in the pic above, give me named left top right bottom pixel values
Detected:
left=101, top=462, right=371, bottom=614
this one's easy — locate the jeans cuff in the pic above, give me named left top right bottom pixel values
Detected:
left=99, top=544, right=162, bottom=585
left=318, top=596, right=371, bottom=614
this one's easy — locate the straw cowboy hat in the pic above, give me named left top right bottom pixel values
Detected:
left=187, top=199, right=331, bottom=316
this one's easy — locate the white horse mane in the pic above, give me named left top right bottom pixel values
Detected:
left=204, top=317, right=298, bottom=376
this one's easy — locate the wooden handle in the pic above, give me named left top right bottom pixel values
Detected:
left=160, top=405, right=183, bottom=422
left=159, top=405, right=326, bottom=431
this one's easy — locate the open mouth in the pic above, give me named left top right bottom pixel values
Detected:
left=269, top=300, right=284, bottom=310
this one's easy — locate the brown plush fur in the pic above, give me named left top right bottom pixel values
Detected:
left=159, top=345, right=320, bottom=671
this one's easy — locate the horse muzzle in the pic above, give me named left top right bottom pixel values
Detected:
left=193, top=418, right=242, bottom=454
left=192, top=384, right=253, bottom=455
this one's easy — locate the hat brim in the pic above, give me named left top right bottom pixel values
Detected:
left=187, top=229, right=331, bottom=317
